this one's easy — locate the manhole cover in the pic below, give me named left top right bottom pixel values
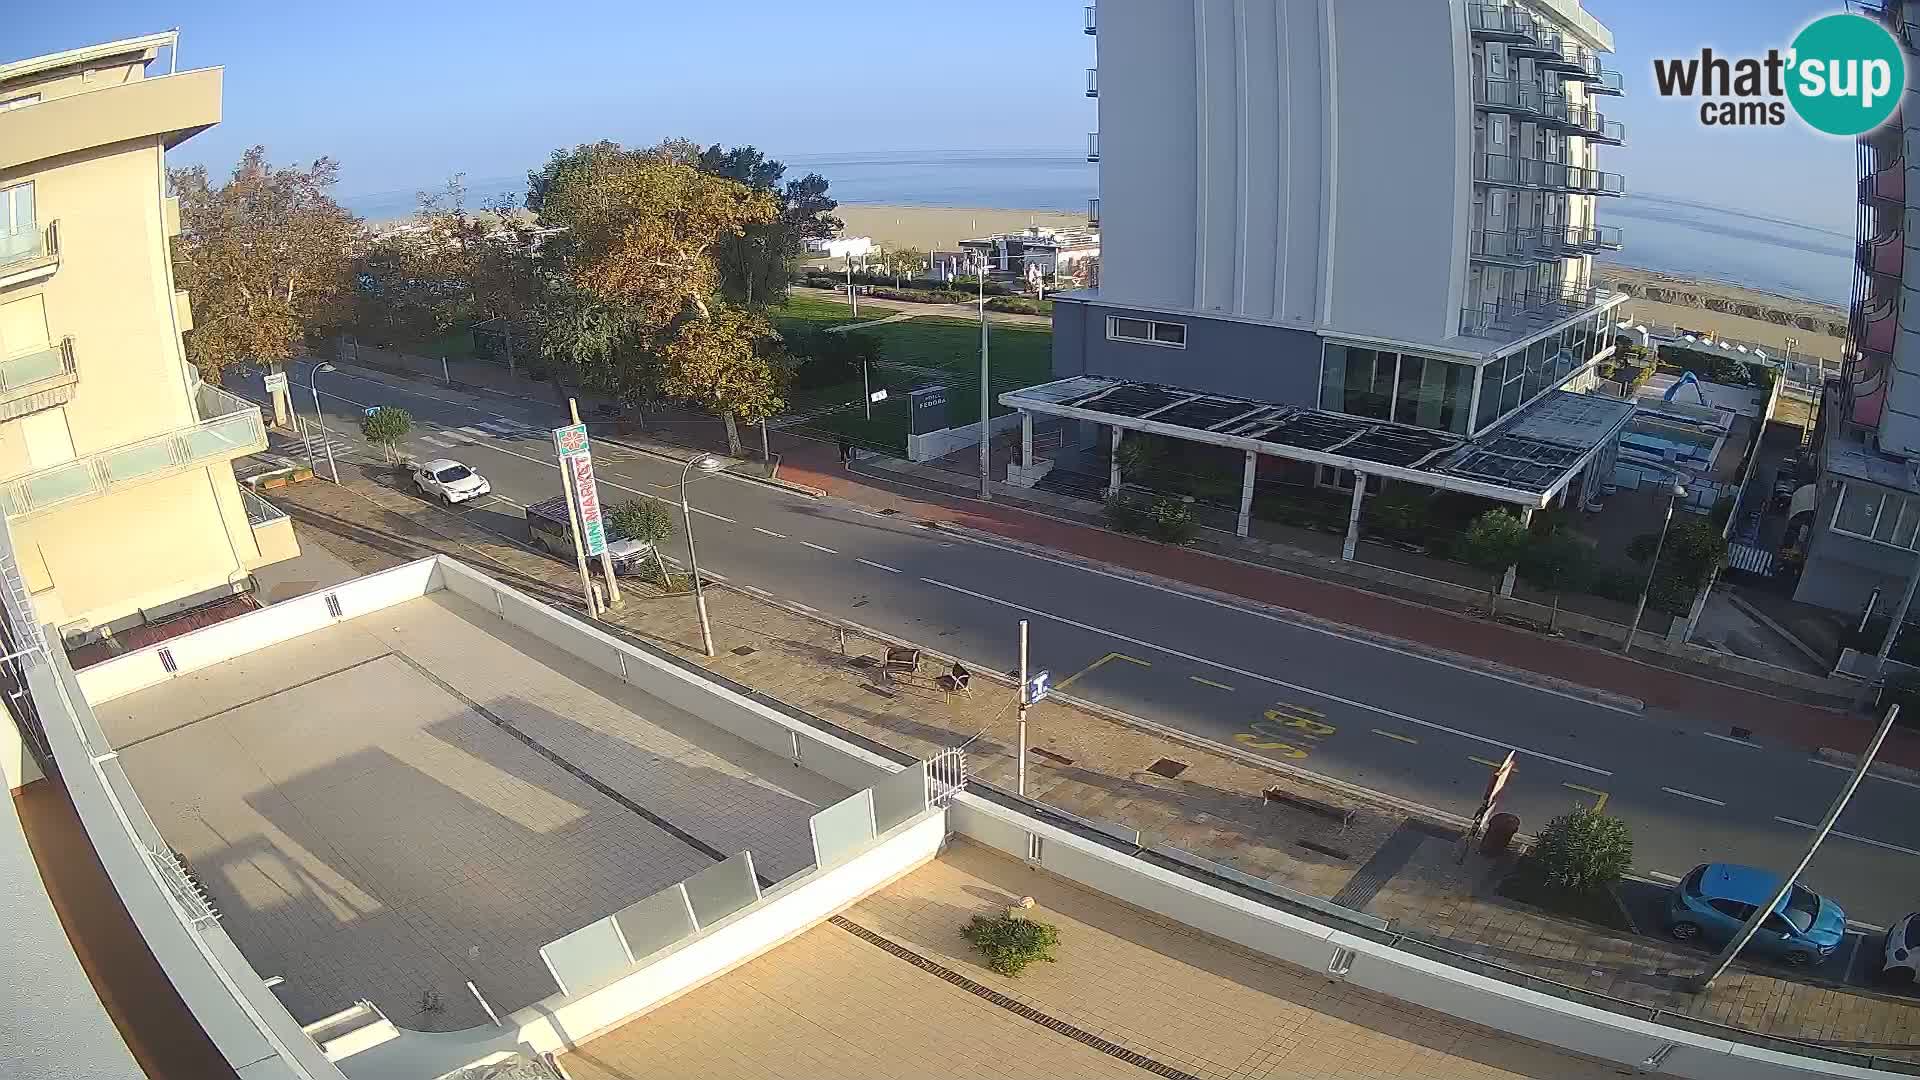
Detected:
left=1730, top=726, right=1753, bottom=740
left=731, top=646, right=757, bottom=656
left=1147, top=758, right=1188, bottom=779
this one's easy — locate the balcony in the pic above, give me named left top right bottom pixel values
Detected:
left=1528, top=224, right=1624, bottom=256
left=1564, top=103, right=1625, bottom=143
left=1859, top=297, right=1898, bottom=354
left=1460, top=283, right=1612, bottom=336
left=1541, top=40, right=1603, bottom=79
left=1590, top=68, right=1625, bottom=96
left=1471, top=228, right=1547, bottom=267
left=1086, top=68, right=1098, bottom=98
left=1087, top=197, right=1100, bottom=227
left=1475, top=153, right=1622, bottom=194
left=1862, top=158, right=1905, bottom=204
left=1466, top=3, right=1539, bottom=43
left=1861, top=231, right=1905, bottom=278
left=1087, top=132, right=1099, bottom=163
left=239, top=487, right=298, bottom=569
left=0, top=337, right=77, bottom=422
left=0, top=219, right=58, bottom=290
left=1510, top=24, right=1564, bottom=59
left=0, top=381, right=266, bottom=518
left=1084, top=5, right=1096, bottom=33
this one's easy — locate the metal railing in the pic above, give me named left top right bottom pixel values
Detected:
left=1470, top=228, right=1547, bottom=263
left=1465, top=2, right=1538, bottom=42
left=1591, top=67, right=1625, bottom=95
left=0, top=219, right=56, bottom=273
left=1087, top=131, right=1100, bottom=162
left=239, top=487, right=287, bottom=528
left=0, top=336, right=75, bottom=396
left=1084, top=4, right=1096, bottom=33
left=1566, top=103, right=1624, bottom=143
left=927, top=748, right=967, bottom=807
left=0, top=384, right=266, bottom=517
left=1085, top=67, right=1097, bottom=97
left=1541, top=39, right=1602, bottom=78
left=1087, top=196, right=1100, bottom=226
left=146, top=844, right=221, bottom=928
left=1533, top=223, right=1623, bottom=253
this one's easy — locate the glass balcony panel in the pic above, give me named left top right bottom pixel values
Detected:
left=185, top=412, right=261, bottom=459
left=23, top=460, right=96, bottom=509
left=101, top=439, right=182, bottom=483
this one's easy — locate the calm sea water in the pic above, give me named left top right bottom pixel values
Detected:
left=342, top=152, right=1851, bottom=306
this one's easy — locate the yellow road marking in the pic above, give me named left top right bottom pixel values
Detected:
left=1057, top=651, right=1151, bottom=691
left=1564, top=783, right=1609, bottom=814
left=1469, top=756, right=1502, bottom=769
left=1372, top=729, right=1419, bottom=744
left=1189, top=675, right=1235, bottom=691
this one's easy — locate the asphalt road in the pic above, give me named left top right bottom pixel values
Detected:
left=255, top=360, right=1920, bottom=942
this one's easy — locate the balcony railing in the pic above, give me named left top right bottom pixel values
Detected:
left=1087, top=132, right=1100, bottom=162
left=0, top=337, right=75, bottom=396
left=0, top=382, right=266, bottom=518
left=1510, top=24, right=1563, bottom=58
left=1087, top=197, right=1100, bottom=226
left=1531, top=223, right=1624, bottom=254
left=1565, top=103, right=1624, bottom=143
left=1539, top=39, right=1601, bottom=78
left=1461, top=282, right=1613, bottom=335
left=1466, top=2, right=1539, bottom=43
left=1086, top=67, right=1098, bottom=97
left=1590, top=68, right=1625, bottom=96
left=239, top=486, right=287, bottom=527
left=1471, top=228, right=1548, bottom=266
left=0, top=219, right=58, bottom=280
left=1084, top=5, right=1096, bottom=33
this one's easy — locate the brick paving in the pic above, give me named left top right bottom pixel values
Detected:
left=269, top=469, right=1920, bottom=1058
left=564, top=840, right=1622, bottom=1080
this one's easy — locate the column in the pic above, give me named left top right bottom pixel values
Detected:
left=1342, top=474, right=1367, bottom=561
left=1021, top=411, right=1035, bottom=470
left=1109, top=426, right=1123, bottom=496
left=1501, top=506, right=1534, bottom=597
left=1238, top=450, right=1257, bottom=538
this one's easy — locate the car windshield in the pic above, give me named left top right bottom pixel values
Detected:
left=435, top=466, right=473, bottom=482
left=1780, top=884, right=1820, bottom=934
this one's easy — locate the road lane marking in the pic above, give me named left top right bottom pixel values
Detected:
left=800, top=541, right=839, bottom=554
left=917, top=576, right=1611, bottom=776
left=692, top=508, right=735, bottom=523
left=1563, top=783, right=1609, bottom=814
left=1661, top=787, right=1726, bottom=806
left=1469, top=756, right=1502, bottom=769
left=933, top=528, right=1642, bottom=716
left=1810, top=757, right=1920, bottom=791
left=1703, top=732, right=1761, bottom=749
left=753, top=527, right=788, bottom=539
left=1372, top=729, right=1419, bottom=744
left=1774, top=816, right=1920, bottom=857
left=1058, top=652, right=1152, bottom=691
left=857, top=558, right=902, bottom=574
left=1189, top=675, right=1235, bottom=691
left=1647, top=871, right=1682, bottom=884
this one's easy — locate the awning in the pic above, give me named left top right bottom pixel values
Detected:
left=1789, top=483, right=1818, bottom=519
left=1001, top=376, right=1637, bottom=508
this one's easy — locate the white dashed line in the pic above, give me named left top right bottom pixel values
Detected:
left=692, top=508, right=736, bottom=524
left=858, top=559, right=903, bottom=574
left=1810, top=756, right=1920, bottom=791
left=800, top=541, right=839, bottom=554
left=918, top=576, right=1610, bottom=776
left=1703, top=732, right=1761, bottom=749
left=1660, top=787, right=1726, bottom=806
left=1646, top=871, right=1682, bottom=884
left=753, top=527, right=788, bottom=539
left=1775, top=817, right=1920, bottom=857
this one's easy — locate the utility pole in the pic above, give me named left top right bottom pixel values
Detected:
left=846, top=257, right=858, bottom=317
left=864, top=355, right=873, bottom=420
left=1690, top=704, right=1900, bottom=992
left=978, top=254, right=992, bottom=500
left=1017, top=619, right=1029, bottom=796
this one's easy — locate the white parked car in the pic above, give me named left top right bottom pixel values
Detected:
left=1884, top=913, right=1920, bottom=982
left=412, top=459, right=491, bottom=504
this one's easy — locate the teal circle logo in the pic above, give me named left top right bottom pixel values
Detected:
left=1787, top=13, right=1906, bottom=136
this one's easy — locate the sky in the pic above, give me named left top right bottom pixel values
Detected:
left=7, top=0, right=1864, bottom=232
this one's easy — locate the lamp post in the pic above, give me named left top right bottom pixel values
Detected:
left=311, top=362, right=339, bottom=483
left=680, top=455, right=726, bottom=657
left=977, top=252, right=991, bottom=500
left=1624, top=479, right=1686, bottom=655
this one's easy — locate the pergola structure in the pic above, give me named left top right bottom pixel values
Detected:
left=1000, top=375, right=1636, bottom=562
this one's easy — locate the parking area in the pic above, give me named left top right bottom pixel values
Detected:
left=92, top=590, right=846, bottom=1030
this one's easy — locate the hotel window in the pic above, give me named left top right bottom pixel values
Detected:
left=0, top=94, right=39, bottom=112
left=1107, top=315, right=1186, bottom=348
left=1832, top=484, right=1920, bottom=549
left=0, top=182, right=35, bottom=261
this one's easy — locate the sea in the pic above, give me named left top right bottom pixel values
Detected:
left=340, top=151, right=1854, bottom=307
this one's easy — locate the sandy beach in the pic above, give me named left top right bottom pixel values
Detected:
left=831, top=204, right=1091, bottom=252
left=1596, top=264, right=1848, bottom=364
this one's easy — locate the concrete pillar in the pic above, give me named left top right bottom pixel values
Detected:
left=1342, top=474, right=1367, bottom=561
left=1237, top=450, right=1258, bottom=538
left=1501, top=506, right=1534, bottom=597
left=1021, top=411, right=1034, bottom=470
left=1109, top=426, right=1123, bottom=496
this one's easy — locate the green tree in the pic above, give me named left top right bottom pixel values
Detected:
left=1457, top=509, right=1531, bottom=617
left=659, top=306, right=789, bottom=455
left=171, top=147, right=364, bottom=379
left=607, top=498, right=674, bottom=584
left=962, top=913, right=1060, bottom=977
left=1520, top=529, right=1591, bottom=632
left=881, top=246, right=928, bottom=286
left=696, top=144, right=842, bottom=308
left=1531, top=808, right=1634, bottom=893
left=360, top=406, right=412, bottom=462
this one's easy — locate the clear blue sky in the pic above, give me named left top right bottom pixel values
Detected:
left=10, top=1, right=1860, bottom=230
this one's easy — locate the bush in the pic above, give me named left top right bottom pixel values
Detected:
left=1587, top=566, right=1645, bottom=604
left=962, top=913, right=1060, bottom=976
left=1104, top=492, right=1198, bottom=544
left=1530, top=808, right=1633, bottom=892
left=986, top=296, right=1053, bottom=315
left=608, top=499, right=673, bottom=546
left=360, top=406, right=412, bottom=461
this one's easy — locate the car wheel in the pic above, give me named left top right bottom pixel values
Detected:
left=1884, top=966, right=1916, bottom=985
left=1669, top=920, right=1702, bottom=942
left=442, top=491, right=455, bottom=506
left=1783, top=949, right=1814, bottom=967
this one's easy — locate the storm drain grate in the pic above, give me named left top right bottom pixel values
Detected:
left=1297, top=839, right=1353, bottom=861
left=1029, top=746, right=1074, bottom=766
left=880, top=508, right=899, bottom=515
left=731, top=646, right=757, bottom=656
left=1265, top=787, right=1357, bottom=826
left=1146, top=758, right=1189, bottom=779
left=831, top=916, right=1204, bottom=1080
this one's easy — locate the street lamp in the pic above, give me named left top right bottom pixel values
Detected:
left=311, top=362, right=339, bottom=483
left=680, top=455, right=726, bottom=657
left=1623, top=479, right=1686, bottom=655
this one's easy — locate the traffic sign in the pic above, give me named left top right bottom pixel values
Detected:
left=263, top=372, right=288, bottom=393
left=868, top=389, right=889, bottom=404
left=1482, top=750, right=1517, bottom=809
left=1022, top=670, right=1051, bottom=707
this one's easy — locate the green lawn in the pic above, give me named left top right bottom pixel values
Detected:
left=770, top=292, right=876, bottom=334
left=856, top=316, right=1053, bottom=387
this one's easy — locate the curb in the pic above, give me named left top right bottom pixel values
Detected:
left=926, top=520, right=1648, bottom=715
left=1814, top=746, right=1920, bottom=785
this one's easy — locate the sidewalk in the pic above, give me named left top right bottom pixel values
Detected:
left=264, top=467, right=1920, bottom=1063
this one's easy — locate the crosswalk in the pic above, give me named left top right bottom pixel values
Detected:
left=414, top=419, right=542, bottom=450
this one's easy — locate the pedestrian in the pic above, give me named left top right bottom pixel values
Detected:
left=838, top=435, right=853, bottom=464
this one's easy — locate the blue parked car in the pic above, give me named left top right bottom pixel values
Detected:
left=1667, top=863, right=1847, bottom=966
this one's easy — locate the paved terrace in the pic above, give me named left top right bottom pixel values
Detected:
left=91, top=590, right=848, bottom=1031
left=565, top=840, right=1620, bottom=1080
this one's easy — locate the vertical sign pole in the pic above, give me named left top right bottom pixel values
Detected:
left=572, top=400, right=622, bottom=608
left=1018, top=619, right=1029, bottom=797
left=556, top=409, right=599, bottom=617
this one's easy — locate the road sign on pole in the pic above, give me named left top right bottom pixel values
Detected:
left=1022, top=670, right=1051, bottom=707
left=552, top=423, right=607, bottom=557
